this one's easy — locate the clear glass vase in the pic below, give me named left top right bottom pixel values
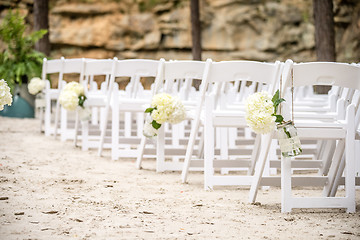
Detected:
left=277, top=121, right=302, bottom=157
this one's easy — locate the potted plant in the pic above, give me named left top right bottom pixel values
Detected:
left=0, top=10, right=47, bottom=118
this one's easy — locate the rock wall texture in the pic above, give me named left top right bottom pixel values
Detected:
left=1, top=0, right=360, bottom=62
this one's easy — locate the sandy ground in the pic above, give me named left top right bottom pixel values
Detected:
left=0, top=116, right=359, bottom=240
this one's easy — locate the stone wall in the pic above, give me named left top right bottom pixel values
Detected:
left=1, top=0, right=359, bottom=62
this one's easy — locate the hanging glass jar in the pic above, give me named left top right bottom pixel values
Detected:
left=277, top=120, right=302, bottom=157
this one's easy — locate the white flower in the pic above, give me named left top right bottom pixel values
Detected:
left=151, top=93, right=173, bottom=108
left=28, top=77, right=46, bottom=95
left=168, top=97, right=186, bottom=124
left=245, top=91, right=276, bottom=134
left=246, top=91, right=273, bottom=115
left=59, top=90, right=79, bottom=111
left=59, top=81, right=87, bottom=111
left=151, top=107, right=169, bottom=124
left=151, top=93, right=174, bottom=124
left=0, top=79, right=12, bottom=111
left=246, top=111, right=276, bottom=134
left=143, top=115, right=158, bottom=137
left=63, top=82, right=84, bottom=96
left=146, top=93, right=186, bottom=130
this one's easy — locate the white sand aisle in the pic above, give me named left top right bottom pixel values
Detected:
left=0, top=116, right=359, bottom=239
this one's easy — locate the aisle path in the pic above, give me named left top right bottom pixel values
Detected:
left=0, top=117, right=359, bottom=239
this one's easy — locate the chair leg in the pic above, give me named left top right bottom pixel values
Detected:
left=111, top=96, right=119, bottom=161
left=39, top=107, right=44, bottom=133
left=204, top=96, right=214, bottom=190
left=60, top=107, right=67, bottom=142
left=319, top=140, right=336, bottom=176
left=44, top=90, right=51, bottom=136
left=74, top=110, right=79, bottom=147
left=81, top=120, right=89, bottom=151
left=322, top=140, right=344, bottom=197
left=248, top=134, right=261, bottom=175
left=98, top=84, right=116, bottom=157
left=181, top=118, right=202, bottom=183
left=281, top=156, right=292, bottom=213
left=330, top=155, right=345, bottom=197
left=204, top=125, right=214, bottom=190
left=248, top=133, right=273, bottom=203
left=136, top=136, right=147, bottom=169
left=53, top=100, right=61, bottom=139
left=344, top=112, right=356, bottom=213
left=156, top=127, right=165, bottom=173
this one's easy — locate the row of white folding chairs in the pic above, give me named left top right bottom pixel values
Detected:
left=194, top=60, right=359, bottom=213
left=41, top=57, right=155, bottom=151
left=40, top=58, right=359, bottom=213
left=41, top=58, right=263, bottom=168
left=41, top=57, right=210, bottom=168
left=133, top=59, right=359, bottom=213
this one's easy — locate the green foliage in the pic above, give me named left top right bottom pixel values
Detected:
left=145, top=107, right=154, bottom=113
left=78, top=95, right=87, bottom=108
left=151, top=120, right=161, bottom=130
left=144, top=106, right=162, bottom=129
left=0, top=10, right=47, bottom=92
left=272, top=89, right=286, bottom=124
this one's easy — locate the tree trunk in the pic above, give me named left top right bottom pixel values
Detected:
left=313, top=0, right=335, bottom=93
left=190, top=0, right=202, bottom=61
left=190, top=0, right=202, bottom=89
left=34, top=0, right=50, bottom=56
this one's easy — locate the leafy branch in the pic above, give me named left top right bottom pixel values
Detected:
left=0, top=10, right=47, bottom=92
left=271, top=90, right=286, bottom=124
left=145, top=107, right=162, bottom=130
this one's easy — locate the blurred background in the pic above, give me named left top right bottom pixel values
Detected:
left=1, top=0, right=359, bottom=63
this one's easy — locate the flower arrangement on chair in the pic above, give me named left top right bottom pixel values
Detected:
left=59, top=82, right=90, bottom=120
left=28, top=77, right=46, bottom=96
left=28, top=77, right=46, bottom=109
left=143, top=93, right=186, bottom=138
left=245, top=90, right=302, bottom=157
left=0, top=79, right=12, bottom=111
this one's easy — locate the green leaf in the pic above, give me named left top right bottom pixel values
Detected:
left=151, top=120, right=161, bottom=130
left=78, top=95, right=87, bottom=107
left=145, top=107, right=154, bottom=113
left=272, top=89, right=280, bottom=104
left=273, top=98, right=286, bottom=113
left=273, top=114, right=284, bottom=123
left=272, top=90, right=286, bottom=114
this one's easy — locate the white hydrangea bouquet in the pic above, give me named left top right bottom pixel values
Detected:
left=28, top=77, right=46, bottom=95
left=245, top=90, right=284, bottom=134
left=0, top=79, right=12, bottom=111
left=28, top=77, right=46, bottom=108
left=245, top=90, right=301, bottom=157
left=143, top=93, right=186, bottom=138
left=59, top=82, right=90, bottom=120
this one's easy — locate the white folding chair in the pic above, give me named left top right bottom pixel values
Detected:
left=192, top=61, right=282, bottom=190
left=250, top=60, right=360, bottom=213
left=56, top=58, right=87, bottom=142
left=136, top=59, right=213, bottom=172
left=98, top=59, right=165, bottom=160
left=77, top=58, right=115, bottom=151
left=43, top=57, right=65, bottom=136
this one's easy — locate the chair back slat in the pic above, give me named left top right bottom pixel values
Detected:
left=293, top=62, right=360, bottom=90
left=84, top=59, right=114, bottom=76
left=208, top=61, right=281, bottom=86
left=114, top=59, right=159, bottom=77
left=62, top=58, right=86, bottom=74
left=163, top=61, right=206, bottom=80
